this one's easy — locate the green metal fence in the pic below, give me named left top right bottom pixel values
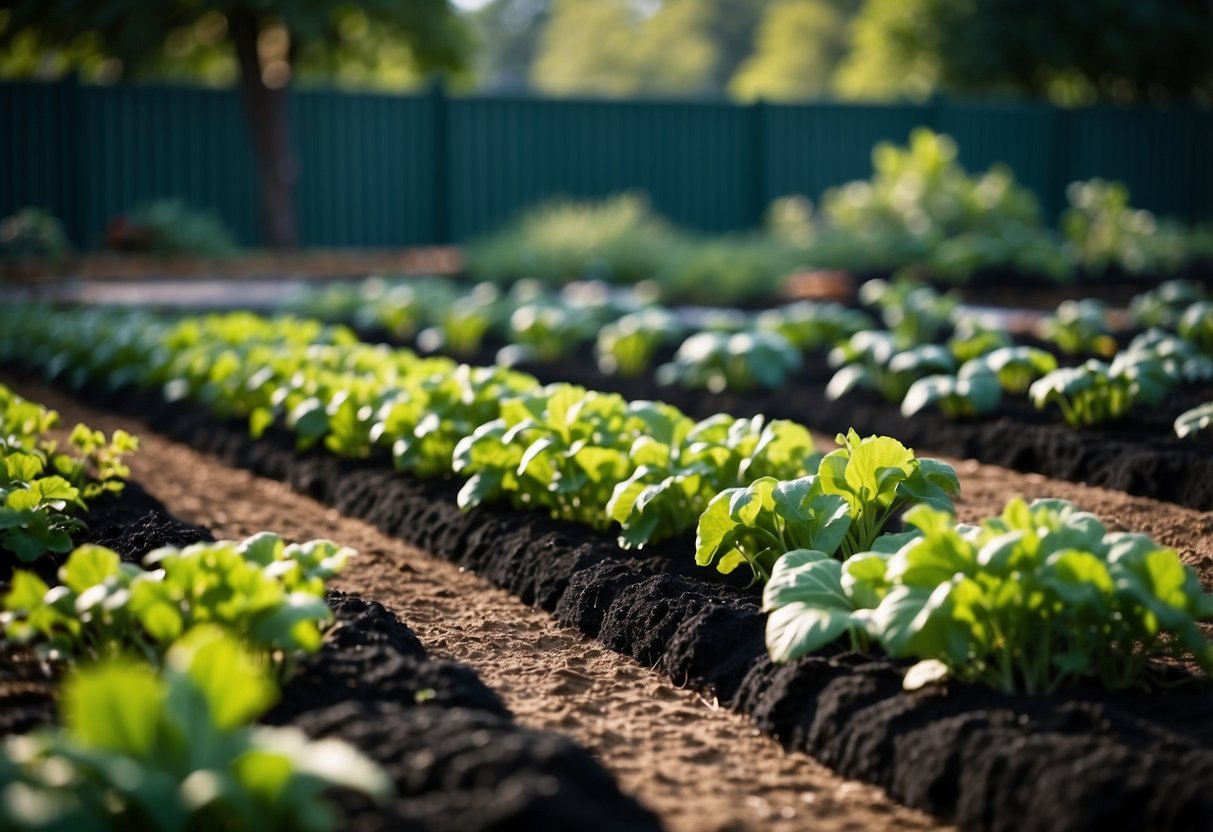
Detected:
left=2, top=78, right=1210, bottom=249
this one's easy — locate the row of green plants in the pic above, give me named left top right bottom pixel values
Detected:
left=283, top=275, right=876, bottom=393
left=287, top=271, right=1213, bottom=438
left=0, top=382, right=138, bottom=561
left=830, top=278, right=1213, bottom=435
left=465, top=131, right=1213, bottom=302
left=1, top=305, right=1209, bottom=696
left=0, top=528, right=389, bottom=830
left=2, top=307, right=823, bottom=551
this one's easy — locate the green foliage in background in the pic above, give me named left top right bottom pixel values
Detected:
left=110, top=199, right=240, bottom=257
left=0, top=207, right=72, bottom=263
left=0, top=1, right=471, bottom=89
left=729, top=0, right=861, bottom=101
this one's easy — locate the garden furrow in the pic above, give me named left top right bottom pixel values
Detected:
left=20, top=378, right=941, bottom=832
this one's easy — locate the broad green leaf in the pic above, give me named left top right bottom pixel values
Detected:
left=606, top=475, right=650, bottom=526
left=239, top=532, right=285, bottom=567
left=695, top=489, right=739, bottom=567
left=4, top=570, right=50, bottom=611
left=60, top=545, right=122, bottom=593
left=841, top=553, right=890, bottom=609
left=917, top=459, right=960, bottom=497
left=729, top=478, right=776, bottom=528
left=1041, top=549, right=1113, bottom=608
left=763, top=549, right=849, bottom=611
left=63, top=659, right=164, bottom=755
left=765, top=602, right=854, bottom=663
left=457, top=470, right=504, bottom=511
left=799, top=493, right=853, bottom=557
left=863, top=585, right=933, bottom=656
left=903, top=659, right=950, bottom=691
left=844, top=435, right=913, bottom=501
left=168, top=626, right=277, bottom=730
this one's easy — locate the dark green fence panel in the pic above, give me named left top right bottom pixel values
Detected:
left=446, top=96, right=751, bottom=239
left=291, top=89, right=436, bottom=246
left=1061, top=106, right=1213, bottom=222
left=761, top=103, right=928, bottom=205
left=1, top=79, right=1209, bottom=249
left=74, top=83, right=259, bottom=247
left=0, top=81, right=82, bottom=243
left=935, top=100, right=1061, bottom=219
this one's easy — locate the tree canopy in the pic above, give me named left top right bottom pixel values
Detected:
left=0, top=1, right=471, bottom=89
left=529, top=0, right=766, bottom=97
left=836, top=0, right=1213, bottom=104
left=730, top=0, right=860, bottom=102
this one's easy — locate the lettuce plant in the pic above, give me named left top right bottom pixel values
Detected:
left=946, top=317, right=1013, bottom=363
left=417, top=301, right=497, bottom=357
left=762, top=498, right=1213, bottom=694
left=0, top=384, right=139, bottom=561
left=696, top=431, right=958, bottom=582
left=453, top=385, right=651, bottom=528
left=900, top=364, right=1002, bottom=419
left=0, top=626, right=389, bottom=832
left=1128, top=279, right=1207, bottom=329
left=858, top=276, right=959, bottom=348
left=828, top=338, right=955, bottom=403
left=1029, top=355, right=1172, bottom=427
left=500, top=301, right=598, bottom=364
left=608, top=415, right=819, bottom=549
left=1038, top=299, right=1116, bottom=357
left=972, top=345, right=1058, bottom=394
left=596, top=308, right=682, bottom=377
left=656, top=330, right=802, bottom=393
left=755, top=301, right=874, bottom=353
left=2, top=533, right=351, bottom=671
left=371, top=364, right=537, bottom=478
left=1178, top=301, right=1213, bottom=353
left=1123, top=330, right=1213, bottom=385
left=0, top=452, right=84, bottom=561
left=694, top=476, right=852, bottom=583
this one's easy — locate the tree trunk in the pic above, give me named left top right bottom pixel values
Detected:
left=229, top=8, right=299, bottom=249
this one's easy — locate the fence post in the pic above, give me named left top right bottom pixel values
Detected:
left=748, top=97, right=768, bottom=228
left=428, top=79, right=450, bottom=245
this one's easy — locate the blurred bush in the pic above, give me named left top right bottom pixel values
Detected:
left=465, top=192, right=677, bottom=286
left=464, top=130, right=1212, bottom=304
left=0, top=207, right=72, bottom=264
left=802, top=128, right=1068, bottom=281
left=107, top=198, right=238, bottom=257
left=1061, top=179, right=1189, bottom=276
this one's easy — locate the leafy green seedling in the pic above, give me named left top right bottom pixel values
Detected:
left=0, top=626, right=390, bottom=831
left=901, top=364, right=1002, bottom=419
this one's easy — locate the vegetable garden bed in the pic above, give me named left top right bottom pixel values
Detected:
left=10, top=378, right=941, bottom=832
left=0, top=447, right=664, bottom=831
left=11, top=370, right=1213, bottom=832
